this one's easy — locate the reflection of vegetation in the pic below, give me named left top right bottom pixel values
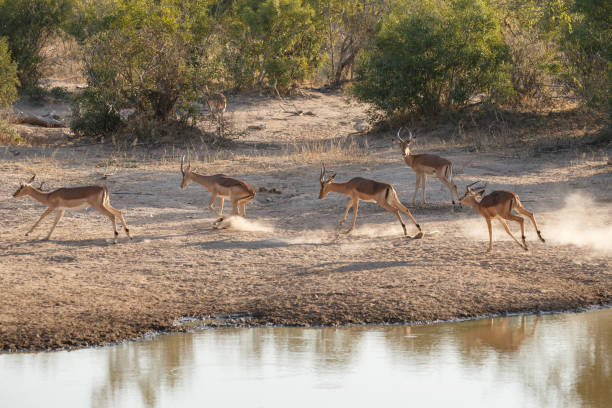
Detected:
left=91, top=334, right=195, bottom=408
left=575, top=311, right=612, bottom=407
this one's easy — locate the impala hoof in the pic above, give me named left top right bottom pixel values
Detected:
left=412, top=231, right=424, bottom=239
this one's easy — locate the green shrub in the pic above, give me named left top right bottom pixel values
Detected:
left=351, top=0, right=510, bottom=120
left=225, top=0, right=326, bottom=90
left=0, top=0, right=72, bottom=88
left=0, top=37, right=19, bottom=107
left=561, top=0, right=611, bottom=115
left=70, top=0, right=218, bottom=140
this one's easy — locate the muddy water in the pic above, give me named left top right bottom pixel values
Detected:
left=1, top=309, right=611, bottom=408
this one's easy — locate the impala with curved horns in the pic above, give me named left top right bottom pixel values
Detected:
left=459, top=181, right=545, bottom=252
left=319, top=166, right=423, bottom=238
left=180, top=155, right=255, bottom=224
left=395, top=127, right=459, bottom=205
left=12, top=174, right=131, bottom=243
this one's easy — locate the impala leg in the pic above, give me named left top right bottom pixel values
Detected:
left=218, top=197, right=224, bottom=216
left=506, top=213, right=526, bottom=248
left=391, top=198, right=421, bottom=231
left=412, top=173, right=421, bottom=204
left=486, top=217, right=493, bottom=252
left=107, top=205, right=131, bottom=239
left=340, top=199, right=353, bottom=225
left=440, top=177, right=457, bottom=205
left=515, top=206, right=545, bottom=243
left=237, top=195, right=253, bottom=217
left=421, top=174, right=427, bottom=204
left=231, top=199, right=239, bottom=216
left=496, top=216, right=527, bottom=251
left=26, top=207, right=55, bottom=236
left=45, top=209, right=64, bottom=240
left=380, top=201, right=407, bottom=236
left=346, top=199, right=359, bottom=234
left=97, top=205, right=119, bottom=243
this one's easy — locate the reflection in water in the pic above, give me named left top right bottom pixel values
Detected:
left=1, top=309, right=610, bottom=407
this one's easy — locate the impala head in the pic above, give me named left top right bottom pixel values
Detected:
left=180, top=154, right=192, bottom=189
left=318, top=165, right=336, bottom=199
left=394, top=127, right=415, bottom=156
left=13, top=174, right=36, bottom=198
left=459, top=181, right=487, bottom=205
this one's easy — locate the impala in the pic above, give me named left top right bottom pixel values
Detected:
left=318, top=166, right=423, bottom=238
left=395, top=127, right=459, bottom=205
left=204, top=85, right=227, bottom=120
left=459, top=181, right=545, bottom=252
left=180, top=155, right=256, bottom=223
left=12, top=175, right=131, bottom=243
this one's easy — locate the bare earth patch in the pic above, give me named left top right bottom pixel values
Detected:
left=0, top=92, right=610, bottom=351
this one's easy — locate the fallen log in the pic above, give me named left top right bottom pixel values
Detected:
left=10, top=112, right=66, bottom=128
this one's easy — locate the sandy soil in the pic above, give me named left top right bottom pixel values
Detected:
left=1, top=91, right=611, bottom=351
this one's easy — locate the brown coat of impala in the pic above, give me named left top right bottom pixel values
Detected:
left=12, top=175, right=131, bottom=243
left=204, top=85, right=227, bottom=120
left=180, top=155, right=255, bottom=223
left=318, top=167, right=422, bottom=238
left=395, top=128, right=459, bottom=205
left=459, top=182, right=545, bottom=252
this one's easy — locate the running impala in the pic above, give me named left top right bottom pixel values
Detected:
left=318, top=166, right=423, bottom=238
left=395, top=127, right=459, bottom=205
left=180, top=155, right=255, bottom=223
left=459, top=181, right=545, bottom=252
left=12, top=175, right=131, bottom=243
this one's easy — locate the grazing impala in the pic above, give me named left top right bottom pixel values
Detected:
left=318, top=166, right=423, bottom=238
left=180, top=155, right=255, bottom=223
left=459, top=181, right=545, bottom=252
left=12, top=175, right=131, bottom=243
left=204, top=85, right=227, bottom=120
left=395, top=127, right=459, bottom=205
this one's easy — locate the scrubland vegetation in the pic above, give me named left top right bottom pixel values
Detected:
left=0, top=0, right=609, bottom=143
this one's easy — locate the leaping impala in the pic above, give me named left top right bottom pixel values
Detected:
left=318, top=166, right=423, bottom=238
left=395, top=127, right=459, bottom=205
left=180, top=155, right=256, bottom=224
left=459, top=181, right=545, bottom=252
left=12, top=175, right=131, bottom=243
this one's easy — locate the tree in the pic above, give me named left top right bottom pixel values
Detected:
left=224, top=0, right=326, bottom=90
left=0, top=37, right=19, bottom=107
left=352, top=0, right=510, bottom=119
left=0, top=0, right=72, bottom=88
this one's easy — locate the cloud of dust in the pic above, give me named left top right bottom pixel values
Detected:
left=216, top=216, right=274, bottom=233
left=284, top=230, right=330, bottom=244
left=459, top=192, right=612, bottom=254
left=545, top=193, right=612, bottom=254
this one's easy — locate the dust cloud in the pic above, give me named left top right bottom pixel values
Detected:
left=215, top=216, right=274, bottom=233
left=546, top=193, right=612, bottom=254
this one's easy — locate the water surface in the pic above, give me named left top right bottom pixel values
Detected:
left=1, top=308, right=611, bottom=407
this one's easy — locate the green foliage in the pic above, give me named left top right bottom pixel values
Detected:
left=70, top=0, right=219, bottom=140
left=225, top=0, right=326, bottom=90
left=0, top=37, right=19, bottom=107
left=0, top=0, right=72, bottom=88
left=561, top=0, right=611, bottom=113
left=352, top=0, right=510, bottom=119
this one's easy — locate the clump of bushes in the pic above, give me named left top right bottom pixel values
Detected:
left=0, top=36, right=19, bottom=108
left=351, top=0, right=510, bottom=121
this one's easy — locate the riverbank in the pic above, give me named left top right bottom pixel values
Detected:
left=1, top=146, right=611, bottom=351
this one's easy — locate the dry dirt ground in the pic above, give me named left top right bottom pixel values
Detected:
left=1, top=91, right=611, bottom=351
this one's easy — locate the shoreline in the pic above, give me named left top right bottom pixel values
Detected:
left=3, top=302, right=610, bottom=353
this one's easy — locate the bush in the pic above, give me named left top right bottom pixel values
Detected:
left=561, top=0, right=611, bottom=114
left=70, top=0, right=218, bottom=140
left=0, top=37, right=19, bottom=107
left=224, top=0, right=326, bottom=90
left=0, top=0, right=72, bottom=88
left=351, top=0, right=510, bottom=120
